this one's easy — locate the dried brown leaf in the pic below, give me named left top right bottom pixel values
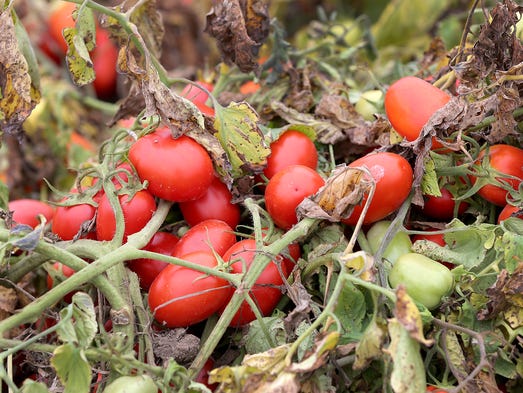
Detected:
left=0, top=285, right=18, bottom=322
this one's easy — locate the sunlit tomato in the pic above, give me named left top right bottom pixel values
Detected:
left=498, top=204, right=522, bottom=223
left=91, top=29, right=118, bottom=100
left=224, top=239, right=287, bottom=326
left=127, top=232, right=179, bottom=290
left=8, top=199, right=55, bottom=228
left=181, top=81, right=214, bottom=106
left=96, top=190, right=156, bottom=242
left=263, top=130, right=318, bottom=180
left=172, top=219, right=236, bottom=258
left=471, top=144, right=523, bottom=206
left=422, top=187, right=468, bottom=221
left=52, top=202, right=96, bottom=241
left=343, top=152, right=413, bottom=226
left=179, top=176, right=241, bottom=229
left=384, top=76, right=450, bottom=141
left=47, top=1, right=77, bottom=55
left=128, top=127, right=214, bottom=202
left=46, top=262, right=76, bottom=303
left=148, top=251, right=233, bottom=327
left=412, top=231, right=454, bottom=269
left=265, top=165, right=325, bottom=230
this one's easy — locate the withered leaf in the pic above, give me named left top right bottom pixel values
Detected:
left=297, top=165, right=371, bottom=222
left=393, top=286, right=434, bottom=346
left=205, top=0, right=270, bottom=73
left=0, top=285, right=18, bottom=322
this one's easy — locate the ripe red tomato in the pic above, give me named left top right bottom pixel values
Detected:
left=91, top=29, right=118, bottom=100
left=96, top=190, right=157, bottom=242
left=263, top=130, right=318, bottom=180
left=127, top=232, right=179, bottom=290
left=343, top=152, right=413, bottom=226
left=498, top=204, right=522, bottom=223
left=172, top=219, right=236, bottom=258
left=422, top=187, right=468, bottom=221
left=181, top=81, right=214, bottom=106
left=8, top=199, right=55, bottom=228
left=224, top=239, right=287, bottom=326
left=47, top=1, right=77, bottom=55
left=384, top=76, right=450, bottom=141
left=265, top=165, right=325, bottom=230
left=194, top=358, right=218, bottom=390
left=471, top=144, right=523, bottom=206
left=128, top=127, right=214, bottom=202
left=148, top=251, right=233, bottom=327
left=52, top=198, right=96, bottom=240
left=179, top=176, right=241, bottom=229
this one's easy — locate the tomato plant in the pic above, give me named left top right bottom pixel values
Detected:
left=384, top=76, right=450, bottom=141
left=172, top=219, right=236, bottom=258
left=179, top=176, right=241, bottom=229
left=471, top=144, right=523, bottom=206
left=127, top=231, right=179, bottom=290
left=128, top=127, right=214, bottom=202
left=46, top=262, right=76, bottom=303
left=223, top=239, right=287, bottom=327
left=265, top=164, right=325, bottom=230
left=8, top=199, right=55, bottom=228
left=263, top=130, right=318, bottom=180
left=366, top=220, right=412, bottom=264
left=389, top=252, right=454, bottom=309
left=343, top=152, right=413, bottom=226
left=96, top=190, right=157, bottom=242
left=148, top=251, right=232, bottom=327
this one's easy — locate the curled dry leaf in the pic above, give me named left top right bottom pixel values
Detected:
left=393, top=285, right=434, bottom=346
left=296, top=165, right=372, bottom=223
left=205, top=0, right=270, bottom=73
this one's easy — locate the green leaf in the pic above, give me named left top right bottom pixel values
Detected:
left=244, top=314, right=286, bottom=354
left=51, top=343, right=91, bottom=393
left=57, top=293, right=97, bottom=348
left=214, top=102, right=271, bottom=178
left=420, top=155, right=441, bottom=197
left=385, top=318, right=426, bottom=393
left=20, top=380, right=50, bottom=393
left=75, top=5, right=96, bottom=52
left=0, top=179, right=8, bottom=210
left=333, top=280, right=367, bottom=341
left=498, top=231, right=523, bottom=273
left=64, top=27, right=95, bottom=86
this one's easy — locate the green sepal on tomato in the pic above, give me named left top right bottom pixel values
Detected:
left=389, top=252, right=454, bottom=309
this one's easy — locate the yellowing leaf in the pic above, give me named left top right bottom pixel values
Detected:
left=394, top=285, right=434, bottom=346
left=214, top=102, right=271, bottom=178
left=64, top=27, right=95, bottom=86
left=51, top=343, right=91, bottom=393
left=353, top=318, right=386, bottom=370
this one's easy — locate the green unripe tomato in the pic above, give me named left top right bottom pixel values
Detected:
left=367, top=220, right=412, bottom=265
left=389, top=253, right=454, bottom=309
left=103, top=375, right=157, bottom=393
left=355, top=90, right=384, bottom=121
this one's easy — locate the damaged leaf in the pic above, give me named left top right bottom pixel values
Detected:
left=393, top=286, right=434, bottom=346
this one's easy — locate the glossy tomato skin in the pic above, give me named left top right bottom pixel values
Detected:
left=52, top=202, right=96, bottom=240
left=343, top=152, right=413, bottom=226
left=148, top=251, right=233, bottom=327
left=471, top=144, right=523, bottom=206
left=96, top=190, right=157, bottom=242
left=224, top=239, right=287, bottom=327
left=263, top=130, right=319, bottom=180
left=129, top=127, right=214, bottom=202
left=389, top=252, right=454, bottom=309
left=179, top=176, right=241, bottom=229
left=265, top=165, right=325, bottom=230
left=422, top=187, right=468, bottom=221
left=8, top=199, right=55, bottom=228
left=385, top=76, right=450, bottom=141
left=172, top=219, right=236, bottom=258
left=127, top=232, right=179, bottom=290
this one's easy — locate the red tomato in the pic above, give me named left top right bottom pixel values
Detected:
left=47, top=1, right=77, bottom=55
left=181, top=81, right=214, bottom=106
left=422, top=187, right=468, bottom=221
left=223, top=239, right=287, bottom=326
left=46, top=262, right=76, bottom=303
left=128, top=127, right=214, bottom=202
left=179, top=176, right=240, bottom=229
left=263, top=130, right=318, bottom=180
left=239, top=80, right=261, bottom=95
left=498, top=204, right=522, bottom=223
left=8, top=199, right=55, bottom=228
left=343, top=152, right=413, bottom=226
left=91, top=29, right=118, bottom=100
left=148, top=251, right=233, bottom=327
left=127, top=232, right=179, bottom=290
left=384, top=76, right=450, bottom=141
left=172, top=219, right=236, bottom=258
left=52, top=196, right=96, bottom=240
left=194, top=358, right=218, bottom=390
left=471, top=144, right=523, bottom=206
left=96, top=190, right=157, bottom=242
left=265, top=165, right=325, bottom=230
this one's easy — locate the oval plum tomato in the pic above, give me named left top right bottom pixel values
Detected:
left=263, top=130, right=318, bottom=180
left=366, top=220, right=412, bottom=265
left=128, top=127, right=214, bottom=202
left=498, top=204, right=522, bottom=223
left=8, top=199, right=55, bottom=228
left=265, top=165, right=325, bottom=230
left=96, top=190, right=157, bottom=242
left=384, top=76, right=450, bottom=141
left=103, top=375, right=157, bottom=393
left=47, top=1, right=77, bottom=55
left=181, top=81, right=214, bottom=106
left=91, top=29, right=118, bottom=100
left=179, top=176, right=241, bottom=229
left=471, top=144, right=523, bottom=206
left=52, top=200, right=96, bottom=241
left=172, top=219, right=236, bottom=258
left=148, top=251, right=233, bottom=327
left=224, top=239, right=287, bottom=327
left=422, top=187, right=468, bottom=221
left=343, top=152, right=413, bottom=226
left=127, top=232, right=179, bottom=290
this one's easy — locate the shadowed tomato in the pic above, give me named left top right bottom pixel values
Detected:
left=47, top=1, right=77, bottom=55
left=91, top=29, right=118, bottom=99
left=127, top=232, right=179, bottom=290
left=181, top=81, right=214, bottom=106
left=422, top=187, right=468, bottom=221
left=8, top=199, right=55, bottom=228
left=172, top=219, right=236, bottom=258
left=498, top=204, right=522, bottom=223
